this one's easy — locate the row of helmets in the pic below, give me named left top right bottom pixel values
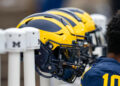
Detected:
left=16, top=7, right=106, bottom=83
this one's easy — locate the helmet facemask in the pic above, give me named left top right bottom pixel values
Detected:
left=35, top=40, right=86, bottom=83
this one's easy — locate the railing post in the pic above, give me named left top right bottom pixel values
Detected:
left=40, top=77, right=50, bottom=86
left=91, top=14, right=107, bottom=56
left=0, top=29, right=6, bottom=86
left=6, top=28, right=26, bottom=86
left=22, top=27, right=40, bottom=86
left=91, top=14, right=107, bottom=35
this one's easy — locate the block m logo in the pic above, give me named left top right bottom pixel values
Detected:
left=13, top=41, right=21, bottom=48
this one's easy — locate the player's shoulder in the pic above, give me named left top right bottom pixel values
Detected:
left=81, top=64, right=103, bottom=86
left=86, top=57, right=120, bottom=76
left=92, top=57, right=120, bottom=74
left=81, top=64, right=103, bottom=80
left=81, top=57, right=120, bottom=86
left=82, top=57, right=120, bottom=79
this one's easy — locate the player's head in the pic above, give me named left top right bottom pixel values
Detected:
left=107, top=12, right=120, bottom=55
left=17, top=13, right=86, bottom=83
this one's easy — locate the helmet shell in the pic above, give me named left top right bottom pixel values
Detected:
left=17, top=13, right=77, bottom=50
left=47, top=10, right=86, bottom=40
left=66, top=7, right=96, bottom=32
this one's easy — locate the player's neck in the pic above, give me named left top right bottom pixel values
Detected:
left=107, top=53, right=120, bottom=63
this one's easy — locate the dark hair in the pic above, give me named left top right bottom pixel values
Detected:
left=107, top=12, right=120, bottom=54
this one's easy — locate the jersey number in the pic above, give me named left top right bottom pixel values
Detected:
left=102, top=73, right=120, bottom=86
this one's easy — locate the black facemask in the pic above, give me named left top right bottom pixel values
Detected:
left=35, top=42, right=86, bottom=83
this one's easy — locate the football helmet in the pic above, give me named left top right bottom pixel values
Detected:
left=64, top=8, right=105, bottom=47
left=46, top=9, right=87, bottom=40
left=65, top=7, right=106, bottom=64
left=65, top=7, right=96, bottom=32
left=47, top=9, right=93, bottom=61
left=17, top=13, right=85, bottom=83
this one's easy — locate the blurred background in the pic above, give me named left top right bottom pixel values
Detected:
left=0, top=0, right=120, bottom=86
